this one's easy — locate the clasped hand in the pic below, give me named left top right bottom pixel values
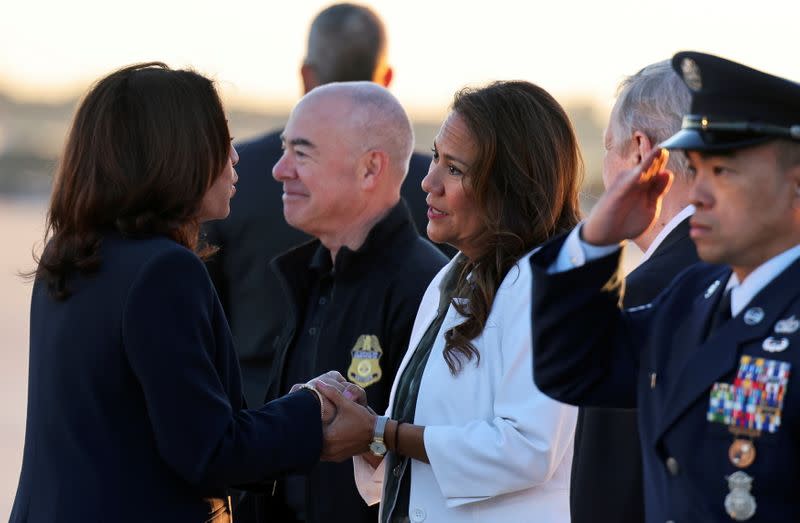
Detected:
left=290, top=371, right=375, bottom=462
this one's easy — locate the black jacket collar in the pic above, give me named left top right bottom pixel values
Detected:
left=273, top=200, right=418, bottom=284
left=648, top=216, right=692, bottom=261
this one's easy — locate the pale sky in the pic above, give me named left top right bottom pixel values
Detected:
left=1, top=0, right=798, bottom=119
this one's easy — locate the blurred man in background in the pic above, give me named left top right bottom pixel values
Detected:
left=570, top=59, right=697, bottom=523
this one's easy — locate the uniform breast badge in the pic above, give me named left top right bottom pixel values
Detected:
left=743, top=307, right=765, bottom=326
left=724, top=471, right=757, bottom=521
left=707, top=355, right=791, bottom=520
left=347, top=334, right=383, bottom=387
left=762, top=336, right=789, bottom=353
left=774, top=315, right=799, bottom=335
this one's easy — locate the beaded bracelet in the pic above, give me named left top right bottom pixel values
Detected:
left=394, top=421, right=403, bottom=453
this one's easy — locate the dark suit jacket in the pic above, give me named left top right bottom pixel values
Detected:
left=570, top=218, right=697, bottom=523
left=531, top=235, right=800, bottom=522
left=10, top=234, right=322, bottom=523
left=203, top=130, right=454, bottom=408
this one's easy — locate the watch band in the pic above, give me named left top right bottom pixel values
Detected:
left=369, top=415, right=390, bottom=456
left=374, top=415, right=389, bottom=440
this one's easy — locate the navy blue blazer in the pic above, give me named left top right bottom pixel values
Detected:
left=10, top=234, right=322, bottom=523
left=530, top=235, right=800, bottom=523
left=570, top=218, right=698, bottom=523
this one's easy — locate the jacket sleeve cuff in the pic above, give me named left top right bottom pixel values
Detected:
left=550, top=223, right=621, bottom=273
left=353, top=454, right=384, bottom=506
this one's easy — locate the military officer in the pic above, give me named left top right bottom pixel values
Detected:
left=529, top=51, right=800, bottom=522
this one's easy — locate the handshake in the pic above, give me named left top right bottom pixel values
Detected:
left=290, top=371, right=378, bottom=462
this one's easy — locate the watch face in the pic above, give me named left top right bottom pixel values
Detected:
left=369, top=441, right=387, bottom=456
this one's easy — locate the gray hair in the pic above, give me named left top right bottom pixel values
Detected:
left=305, top=3, right=387, bottom=85
left=311, top=82, right=414, bottom=181
left=612, top=60, right=691, bottom=176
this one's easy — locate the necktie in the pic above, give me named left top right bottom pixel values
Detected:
left=707, top=289, right=733, bottom=337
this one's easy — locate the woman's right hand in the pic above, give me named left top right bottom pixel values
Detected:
left=315, top=380, right=375, bottom=462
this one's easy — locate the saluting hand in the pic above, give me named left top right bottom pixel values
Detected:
left=582, top=148, right=673, bottom=245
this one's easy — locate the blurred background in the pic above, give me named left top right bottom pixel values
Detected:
left=2, top=0, right=798, bottom=517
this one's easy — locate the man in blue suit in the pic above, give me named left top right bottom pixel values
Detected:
left=530, top=51, right=800, bottom=522
left=570, top=59, right=697, bottom=523
left=204, top=3, right=449, bottom=411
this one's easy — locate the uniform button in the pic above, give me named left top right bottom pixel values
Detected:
left=410, top=507, right=426, bottom=522
left=308, top=327, right=317, bottom=336
left=393, top=464, right=403, bottom=477
left=666, top=520, right=675, bottom=523
left=666, top=457, right=680, bottom=476
left=319, top=297, right=327, bottom=305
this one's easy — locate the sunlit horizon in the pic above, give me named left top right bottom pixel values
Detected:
left=3, top=0, right=799, bottom=120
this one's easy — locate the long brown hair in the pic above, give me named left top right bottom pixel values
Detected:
left=443, top=81, right=583, bottom=374
left=33, top=62, right=230, bottom=299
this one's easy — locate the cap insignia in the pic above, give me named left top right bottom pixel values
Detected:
left=681, top=57, right=703, bottom=91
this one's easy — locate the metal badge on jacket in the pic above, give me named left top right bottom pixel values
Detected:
left=348, top=334, right=383, bottom=387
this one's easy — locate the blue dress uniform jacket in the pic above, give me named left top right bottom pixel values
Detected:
left=571, top=217, right=698, bottom=523
left=530, top=234, right=800, bottom=523
left=10, top=235, right=323, bottom=523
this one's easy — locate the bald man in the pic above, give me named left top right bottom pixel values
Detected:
left=245, top=83, right=446, bottom=523
left=203, top=3, right=446, bottom=414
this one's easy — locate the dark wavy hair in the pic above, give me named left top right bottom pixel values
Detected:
left=32, top=62, right=230, bottom=299
left=443, top=81, right=583, bottom=374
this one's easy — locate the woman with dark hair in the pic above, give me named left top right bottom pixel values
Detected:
left=9, top=63, right=362, bottom=523
left=345, top=80, right=581, bottom=522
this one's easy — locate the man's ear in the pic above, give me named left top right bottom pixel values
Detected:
left=633, top=131, right=654, bottom=165
left=359, top=150, right=389, bottom=190
left=379, top=66, right=394, bottom=88
left=300, top=63, right=318, bottom=94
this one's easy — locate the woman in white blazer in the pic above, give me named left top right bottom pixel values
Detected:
left=314, top=81, right=582, bottom=522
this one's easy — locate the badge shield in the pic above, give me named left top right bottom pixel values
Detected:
left=348, top=334, right=383, bottom=387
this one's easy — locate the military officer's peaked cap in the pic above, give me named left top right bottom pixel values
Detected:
left=661, top=51, right=800, bottom=151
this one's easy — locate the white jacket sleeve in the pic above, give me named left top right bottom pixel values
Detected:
left=422, top=260, right=578, bottom=507
left=351, top=260, right=457, bottom=507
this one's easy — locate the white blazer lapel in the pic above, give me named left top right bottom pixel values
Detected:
left=384, top=255, right=460, bottom=417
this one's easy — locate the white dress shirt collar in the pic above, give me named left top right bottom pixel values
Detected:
left=640, top=205, right=695, bottom=262
left=724, top=243, right=800, bottom=317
